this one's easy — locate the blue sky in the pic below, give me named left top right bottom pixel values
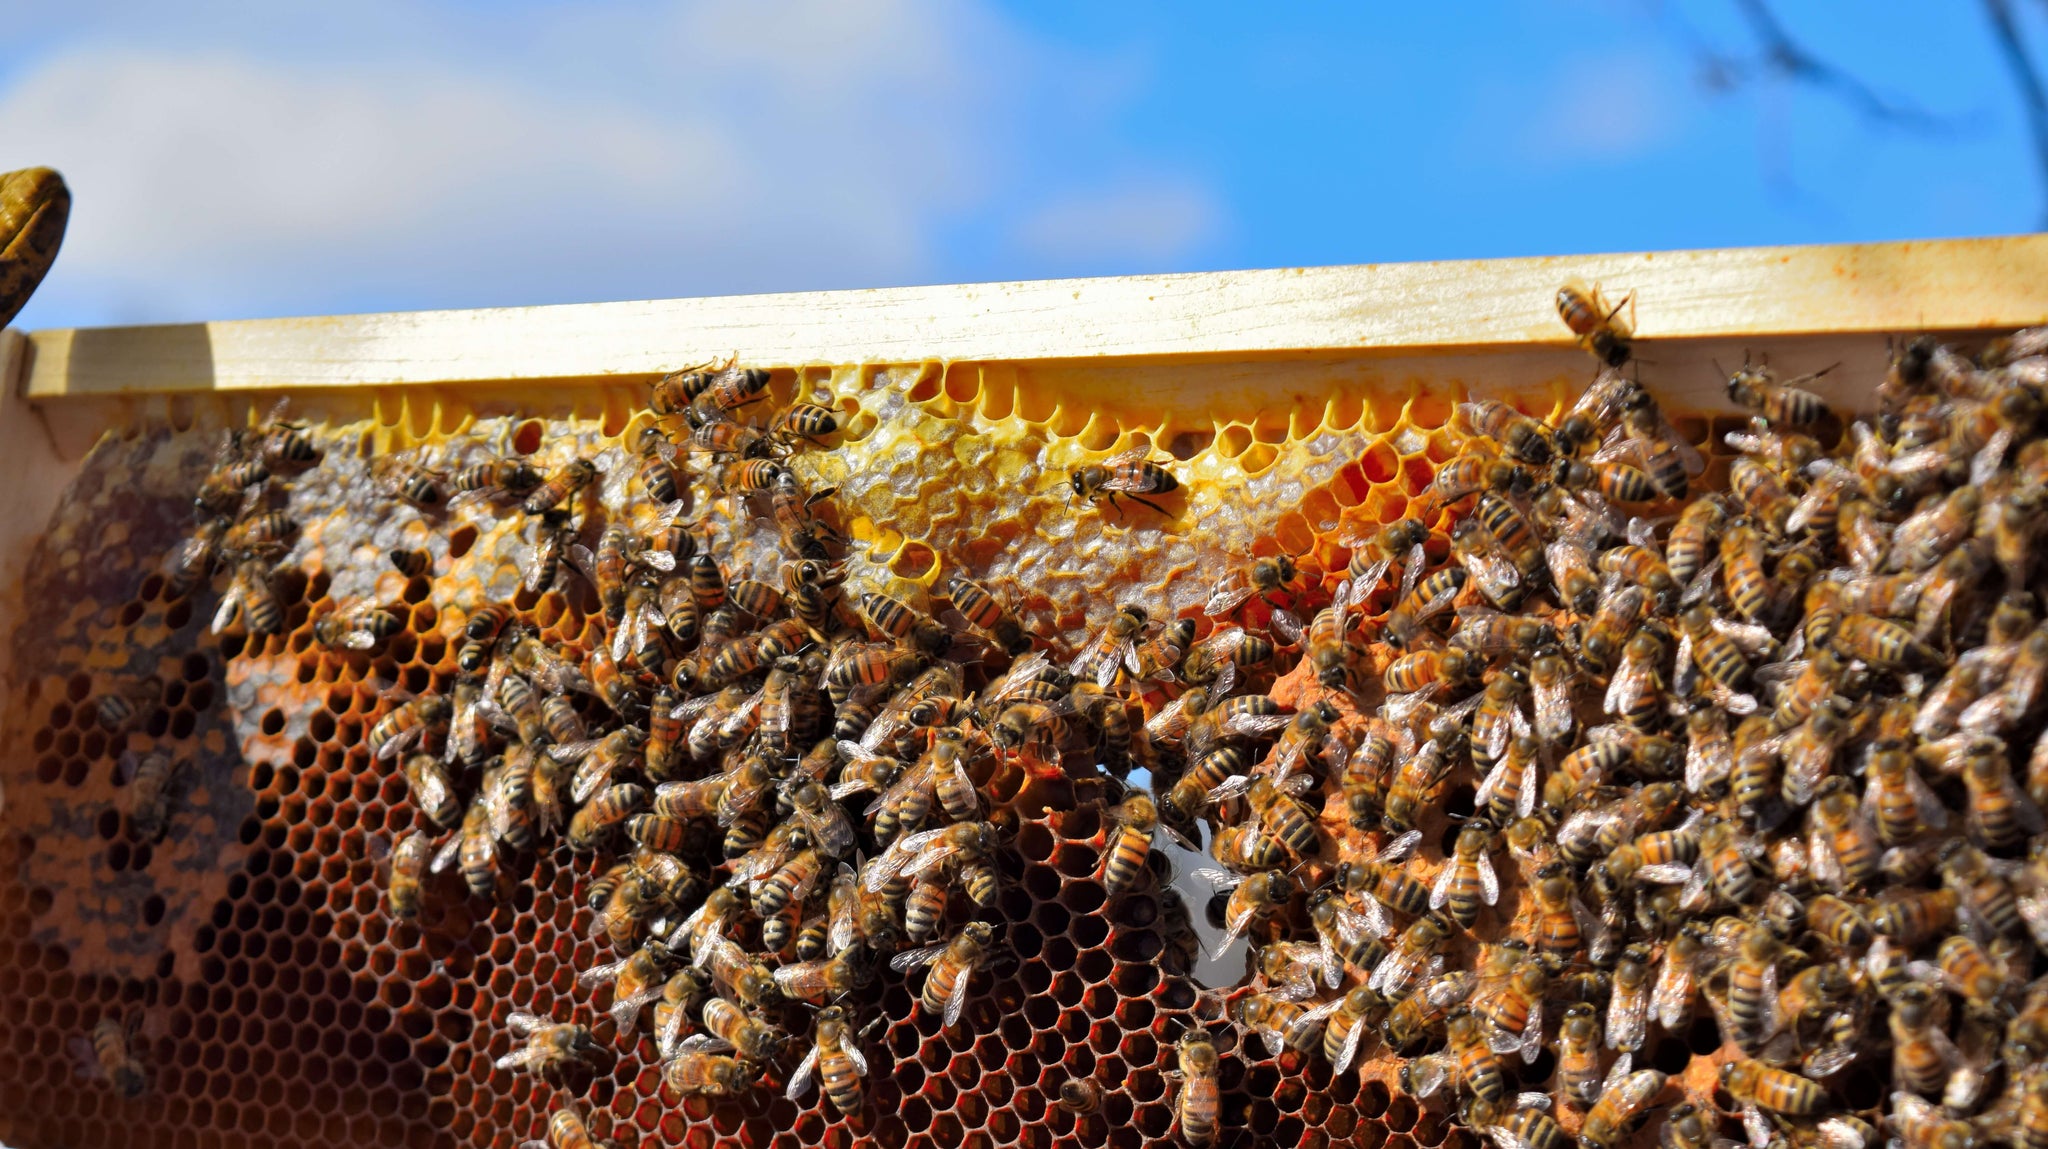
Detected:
left=0, top=1, right=2036, bottom=331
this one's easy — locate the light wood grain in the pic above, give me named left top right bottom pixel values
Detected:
left=18, top=234, right=2048, bottom=399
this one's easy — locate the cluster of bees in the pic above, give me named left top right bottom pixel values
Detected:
left=83, top=286, right=2048, bottom=1149
left=1133, top=288, right=2048, bottom=1149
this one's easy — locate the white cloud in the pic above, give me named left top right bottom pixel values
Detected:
left=1511, top=52, right=1680, bottom=165
left=0, top=0, right=1223, bottom=328
left=1010, top=177, right=1221, bottom=267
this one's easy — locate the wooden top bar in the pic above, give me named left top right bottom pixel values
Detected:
left=14, top=234, right=2048, bottom=400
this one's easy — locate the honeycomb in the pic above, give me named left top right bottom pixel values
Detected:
left=0, top=324, right=2039, bottom=1149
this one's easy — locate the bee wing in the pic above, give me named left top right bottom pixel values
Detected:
left=428, top=833, right=463, bottom=875
left=1333, top=1010, right=1370, bottom=1074
left=549, top=738, right=601, bottom=764
left=1317, top=930, right=1344, bottom=986
left=677, top=1033, right=733, bottom=1055
left=1478, top=852, right=1498, bottom=905
left=1144, top=696, right=1193, bottom=743
left=1204, top=774, right=1253, bottom=804
left=1270, top=609, right=1306, bottom=647
left=1378, top=829, right=1423, bottom=863
left=210, top=581, right=245, bottom=634
left=1518, top=1002, right=1544, bottom=1064
left=865, top=827, right=945, bottom=891
left=943, top=960, right=975, bottom=1027
left=1399, top=543, right=1426, bottom=602
left=1429, top=862, right=1456, bottom=910
left=1405, top=1053, right=1450, bottom=1099
left=1711, top=618, right=1778, bottom=660
left=1205, top=574, right=1255, bottom=618
left=1193, top=867, right=1245, bottom=892
left=1353, top=556, right=1393, bottom=595
left=576, top=957, right=630, bottom=988
left=2019, top=891, right=2048, bottom=951
left=1651, top=958, right=1689, bottom=1029
left=1212, top=659, right=1238, bottom=696
left=1904, top=768, right=1950, bottom=829
left=1105, top=639, right=1138, bottom=686
left=784, top=1044, right=820, bottom=1101
left=1597, top=1054, right=1632, bottom=1104
left=844, top=1039, right=868, bottom=1077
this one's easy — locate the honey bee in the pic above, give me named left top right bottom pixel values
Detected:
left=164, top=516, right=230, bottom=599
left=1101, top=791, right=1165, bottom=896
left=775, top=912, right=877, bottom=995
left=373, top=454, right=449, bottom=509
left=889, top=920, right=994, bottom=1027
left=367, top=694, right=450, bottom=761
left=1470, top=948, right=1547, bottom=1062
left=450, top=454, right=544, bottom=506
left=1432, top=824, right=1501, bottom=928
left=72, top=1016, right=147, bottom=1100
left=1234, top=991, right=1324, bottom=1059
left=1459, top=399, right=1554, bottom=465
left=521, top=458, right=598, bottom=515
left=1528, top=865, right=1590, bottom=959
left=1556, top=280, right=1633, bottom=367
left=211, top=556, right=285, bottom=636
left=1579, top=1068, right=1667, bottom=1149
left=1961, top=743, right=2044, bottom=849
left=1057, top=1078, right=1104, bottom=1116
left=576, top=938, right=675, bottom=1028
left=1384, top=727, right=1463, bottom=833
left=1386, top=567, right=1468, bottom=648
left=516, top=1105, right=600, bottom=1149
left=1317, top=986, right=1388, bottom=1073
left=1069, top=446, right=1179, bottom=517
left=312, top=602, right=403, bottom=651
left=1722, top=1058, right=1824, bottom=1115
left=1578, top=584, right=1648, bottom=674
left=1308, top=890, right=1391, bottom=984
left=494, top=1014, right=596, bottom=1079
left=1204, top=552, right=1301, bottom=622
left=1344, top=516, right=1431, bottom=593
left=661, top=1048, right=755, bottom=1097
left=523, top=510, right=576, bottom=595
left=1864, top=747, right=1949, bottom=846
left=942, top=575, right=1032, bottom=656
left=1370, top=910, right=1456, bottom=1000
left=1401, top=1010, right=1504, bottom=1104
left=1604, top=943, right=1652, bottom=1052
left=1383, top=969, right=1475, bottom=1054
left=1166, top=1029, right=1221, bottom=1146
left=1452, top=517, right=1525, bottom=609
left=224, top=508, right=299, bottom=554
left=784, top=1004, right=869, bottom=1115
left=1554, top=1003, right=1605, bottom=1107
left=1194, top=868, right=1292, bottom=957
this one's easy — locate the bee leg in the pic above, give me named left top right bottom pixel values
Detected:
left=1127, top=494, right=1173, bottom=518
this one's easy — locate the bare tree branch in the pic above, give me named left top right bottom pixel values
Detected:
left=1730, top=0, right=1957, bottom=133
left=1985, top=0, right=2048, bottom=224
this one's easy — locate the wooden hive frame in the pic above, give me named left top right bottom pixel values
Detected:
left=5, top=231, right=2045, bottom=657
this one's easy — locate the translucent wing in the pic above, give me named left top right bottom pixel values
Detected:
left=1405, top=1053, right=1450, bottom=1099
left=1478, top=852, right=1498, bottom=904
left=943, top=961, right=975, bottom=1027
left=887, top=942, right=947, bottom=974
left=1270, top=608, right=1305, bottom=646
left=1430, top=863, right=1457, bottom=910
left=1400, top=543, right=1426, bottom=602
left=1379, top=830, right=1423, bottom=863
left=785, top=1044, right=820, bottom=1101
left=1332, top=1012, right=1370, bottom=1073
left=1205, top=572, right=1256, bottom=617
